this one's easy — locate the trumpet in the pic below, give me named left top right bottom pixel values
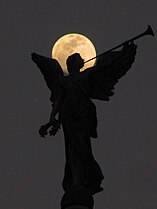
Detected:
left=84, top=25, right=154, bottom=64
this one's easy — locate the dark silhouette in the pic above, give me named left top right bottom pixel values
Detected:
left=31, top=25, right=155, bottom=209
left=31, top=42, right=137, bottom=209
left=84, top=25, right=154, bottom=64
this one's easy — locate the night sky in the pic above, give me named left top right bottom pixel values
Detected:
left=1, top=0, right=157, bottom=209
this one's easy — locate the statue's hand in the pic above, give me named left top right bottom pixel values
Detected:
left=122, top=41, right=135, bottom=51
left=39, top=120, right=60, bottom=137
left=122, top=41, right=130, bottom=51
left=39, top=123, right=50, bottom=138
left=49, top=120, right=60, bottom=136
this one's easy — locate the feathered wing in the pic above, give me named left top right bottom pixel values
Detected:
left=86, top=43, right=137, bottom=101
left=31, top=53, right=64, bottom=103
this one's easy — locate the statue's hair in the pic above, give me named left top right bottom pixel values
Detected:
left=66, top=53, right=80, bottom=70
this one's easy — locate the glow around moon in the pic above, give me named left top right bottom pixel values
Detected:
left=52, top=33, right=96, bottom=74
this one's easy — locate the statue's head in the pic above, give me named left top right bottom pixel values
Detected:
left=66, top=53, right=84, bottom=75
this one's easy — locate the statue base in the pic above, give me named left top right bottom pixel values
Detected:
left=64, top=206, right=89, bottom=209
left=61, top=187, right=94, bottom=209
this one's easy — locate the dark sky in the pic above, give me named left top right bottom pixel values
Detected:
left=1, top=0, right=157, bottom=209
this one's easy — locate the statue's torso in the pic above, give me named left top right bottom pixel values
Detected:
left=61, top=74, right=91, bottom=114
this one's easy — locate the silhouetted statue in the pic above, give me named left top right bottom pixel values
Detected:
left=31, top=42, right=137, bottom=209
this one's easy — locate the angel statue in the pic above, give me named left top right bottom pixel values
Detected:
left=31, top=42, right=137, bottom=209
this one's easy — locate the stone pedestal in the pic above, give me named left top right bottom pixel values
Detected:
left=65, top=206, right=89, bottom=209
left=61, top=187, right=94, bottom=209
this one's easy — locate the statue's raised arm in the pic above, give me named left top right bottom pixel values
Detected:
left=82, top=42, right=137, bottom=101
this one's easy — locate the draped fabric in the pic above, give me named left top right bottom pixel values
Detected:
left=31, top=43, right=137, bottom=195
left=60, top=76, right=104, bottom=194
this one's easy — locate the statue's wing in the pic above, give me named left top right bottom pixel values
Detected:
left=85, top=43, right=137, bottom=101
left=31, top=52, right=64, bottom=102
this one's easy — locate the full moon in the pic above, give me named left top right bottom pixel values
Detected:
left=52, top=33, right=96, bottom=74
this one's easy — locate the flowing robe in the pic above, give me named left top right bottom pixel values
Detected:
left=60, top=74, right=104, bottom=194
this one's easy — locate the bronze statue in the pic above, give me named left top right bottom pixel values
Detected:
left=31, top=45, right=137, bottom=196
left=31, top=42, right=137, bottom=207
left=31, top=25, right=154, bottom=209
